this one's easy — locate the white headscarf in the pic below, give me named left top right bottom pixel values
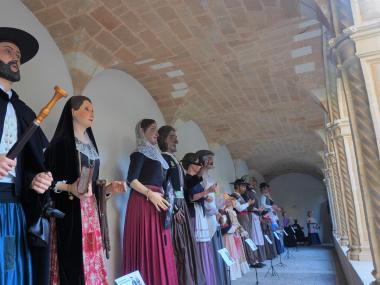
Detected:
left=135, top=120, right=169, bottom=169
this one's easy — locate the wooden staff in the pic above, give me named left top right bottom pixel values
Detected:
left=96, top=179, right=111, bottom=259
left=7, top=86, right=68, bottom=159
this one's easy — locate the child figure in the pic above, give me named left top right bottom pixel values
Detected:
left=220, top=195, right=250, bottom=280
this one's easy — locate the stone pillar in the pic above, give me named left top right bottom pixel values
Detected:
left=329, top=0, right=380, bottom=281
left=328, top=118, right=371, bottom=260
left=323, top=167, right=338, bottom=236
left=326, top=144, right=348, bottom=246
left=339, top=118, right=372, bottom=261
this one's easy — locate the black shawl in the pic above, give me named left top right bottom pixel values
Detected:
left=44, top=97, right=99, bottom=285
left=0, top=88, right=50, bottom=285
left=0, top=88, right=48, bottom=224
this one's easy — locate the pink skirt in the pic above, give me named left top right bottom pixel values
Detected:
left=123, top=186, right=179, bottom=285
left=49, top=196, right=108, bottom=285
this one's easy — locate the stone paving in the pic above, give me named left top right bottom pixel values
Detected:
left=232, top=246, right=347, bottom=285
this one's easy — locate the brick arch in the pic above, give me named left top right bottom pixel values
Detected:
left=22, top=0, right=326, bottom=178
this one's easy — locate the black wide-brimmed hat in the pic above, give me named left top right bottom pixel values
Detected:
left=0, top=27, right=39, bottom=64
left=230, top=178, right=248, bottom=188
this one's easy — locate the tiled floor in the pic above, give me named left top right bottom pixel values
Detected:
left=231, top=246, right=347, bottom=285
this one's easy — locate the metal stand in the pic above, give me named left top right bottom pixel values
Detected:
left=226, top=265, right=231, bottom=285
left=245, top=242, right=260, bottom=284
left=253, top=265, right=259, bottom=285
left=285, top=247, right=295, bottom=259
left=264, top=258, right=279, bottom=278
left=276, top=251, right=286, bottom=267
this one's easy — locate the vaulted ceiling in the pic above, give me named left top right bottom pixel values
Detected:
left=22, top=0, right=331, bottom=179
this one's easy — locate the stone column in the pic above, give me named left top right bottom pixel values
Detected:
left=323, top=167, right=338, bottom=236
left=326, top=132, right=349, bottom=246
left=330, top=0, right=380, bottom=281
left=329, top=118, right=371, bottom=260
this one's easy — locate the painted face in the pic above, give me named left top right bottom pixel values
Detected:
left=239, top=184, right=247, bottom=193
left=203, top=155, right=214, bottom=169
left=144, top=122, right=158, bottom=145
left=0, top=42, right=21, bottom=82
left=72, top=100, right=94, bottom=129
left=165, top=130, right=178, bottom=153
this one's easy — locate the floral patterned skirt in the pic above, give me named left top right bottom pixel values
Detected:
left=50, top=196, right=108, bottom=285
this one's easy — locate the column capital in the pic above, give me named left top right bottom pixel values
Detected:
left=347, top=19, right=380, bottom=59
left=325, top=152, right=337, bottom=164
left=326, top=119, right=352, bottom=139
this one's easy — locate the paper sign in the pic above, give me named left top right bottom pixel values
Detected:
left=245, top=239, right=258, bottom=251
left=115, top=271, right=145, bottom=285
left=273, top=232, right=280, bottom=240
left=282, top=229, right=289, bottom=236
left=264, top=234, right=273, bottom=245
left=291, top=226, right=296, bottom=233
left=218, top=248, right=235, bottom=266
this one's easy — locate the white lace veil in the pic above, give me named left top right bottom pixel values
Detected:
left=135, top=120, right=169, bottom=169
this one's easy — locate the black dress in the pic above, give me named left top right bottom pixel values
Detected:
left=44, top=97, right=105, bottom=285
left=162, top=153, right=206, bottom=285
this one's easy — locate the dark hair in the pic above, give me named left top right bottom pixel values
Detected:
left=259, top=182, right=269, bottom=191
left=71, top=95, right=92, bottom=110
left=140, top=118, right=156, bottom=132
left=195, top=150, right=214, bottom=164
left=181, top=153, right=198, bottom=170
left=158, top=125, right=175, bottom=151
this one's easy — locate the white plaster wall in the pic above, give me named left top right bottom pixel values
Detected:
left=82, top=69, right=165, bottom=282
left=250, top=169, right=265, bottom=184
left=234, top=159, right=265, bottom=184
left=234, top=159, right=250, bottom=178
left=269, top=173, right=332, bottom=243
left=210, top=145, right=235, bottom=194
left=0, top=0, right=73, bottom=139
left=174, top=120, right=210, bottom=159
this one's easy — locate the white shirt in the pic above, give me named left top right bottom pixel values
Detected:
left=260, top=195, right=273, bottom=211
left=233, top=192, right=250, bottom=212
left=202, top=172, right=219, bottom=238
left=0, top=84, right=17, bottom=183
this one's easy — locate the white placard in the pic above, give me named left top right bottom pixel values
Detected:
left=245, top=239, right=258, bottom=251
left=273, top=232, right=280, bottom=240
left=264, top=234, right=273, bottom=245
left=291, top=226, right=296, bottom=233
left=218, top=248, right=235, bottom=267
left=115, top=271, right=145, bottom=285
left=282, top=229, right=289, bottom=236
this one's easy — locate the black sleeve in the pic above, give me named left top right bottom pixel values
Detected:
left=127, top=152, right=144, bottom=184
left=22, top=127, right=49, bottom=228
left=186, top=175, right=203, bottom=189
